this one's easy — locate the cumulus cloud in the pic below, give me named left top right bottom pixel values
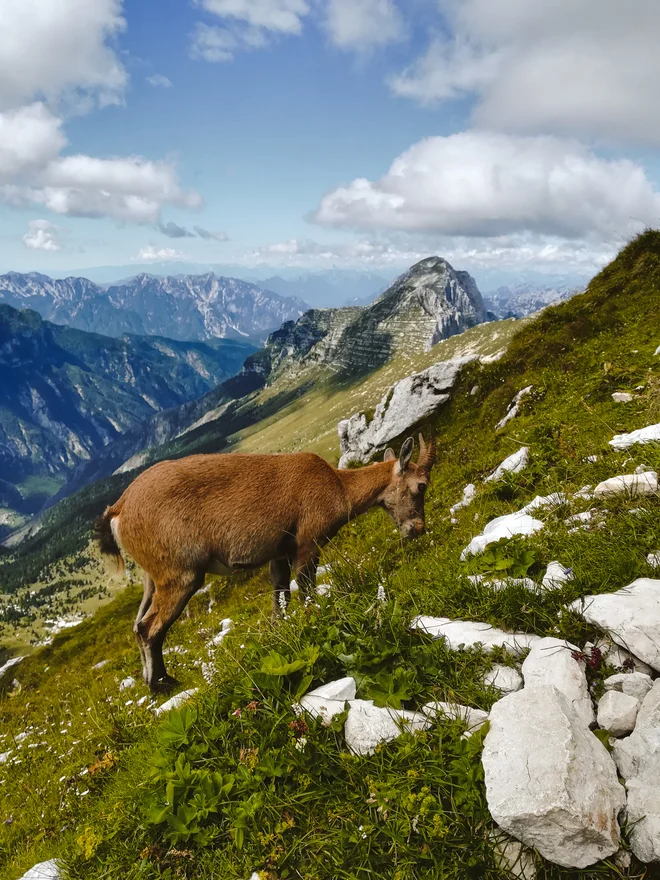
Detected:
left=135, top=246, right=187, bottom=262
left=0, top=0, right=127, bottom=111
left=159, top=221, right=195, bottom=238
left=191, top=0, right=307, bottom=59
left=0, top=104, right=66, bottom=179
left=22, top=219, right=61, bottom=252
left=313, top=132, right=660, bottom=240
left=194, top=225, right=229, bottom=241
left=391, top=0, right=660, bottom=144
left=325, top=0, right=403, bottom=50
left=146, top=74, right=173, bottom=88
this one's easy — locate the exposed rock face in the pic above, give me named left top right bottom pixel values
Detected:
left=612, top=681, right=660, bottom=862
left=483, top=686, right=625, bottom=869
left=521, top=638, right=595, bottom=727
left=338, top=358, right=470, bottom=467
left=0, top=271, right=307, bottom=343
left=0, top=304, right=253, bottom=503
left=570, top=578, right=660, bottom=672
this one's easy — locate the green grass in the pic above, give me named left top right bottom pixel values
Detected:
left=2, top=231, right=660, bottom=879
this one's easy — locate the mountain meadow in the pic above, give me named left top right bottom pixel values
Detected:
left=1, top=232, right=660, bottom=879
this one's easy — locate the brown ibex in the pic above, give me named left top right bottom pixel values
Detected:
left=96, top=435, right=436, bottom=693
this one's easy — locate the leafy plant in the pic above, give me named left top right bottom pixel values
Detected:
left=465, top=537, right=540, bottom=579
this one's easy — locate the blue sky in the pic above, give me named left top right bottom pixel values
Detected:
left=1, top=0, right=660, bottom=285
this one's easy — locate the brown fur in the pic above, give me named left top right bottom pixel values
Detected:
left=97, top=434, right=435, bottom=692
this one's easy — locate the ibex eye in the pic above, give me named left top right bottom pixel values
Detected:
left=418, top=482, right=427, bottom=493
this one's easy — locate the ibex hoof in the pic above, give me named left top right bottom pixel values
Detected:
left=150, top=674, right=180, bottom=694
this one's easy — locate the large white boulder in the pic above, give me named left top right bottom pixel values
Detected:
left=299, top=678, right=357, bottom=724
left=485, top=664, right=524, bottom=694
left=597, top=690, right=639, bottom=737
left=593, top=471, right=658, bottom=498
left=482, top=686, right=625, bottom=868
left=18, top=862, right=60, bottom=880
left=612, top=681, right=660, bottom=862
left=609, top=423, right=660, bottom=450
left=484, top=447, right=530, bottom=482
left=521, top=638, right=595, bottom=727
left=411, top=616, right=540, bottom=655
left=570, top=578, right=660, bottom=672
left=337, top=358, right=470, bottom=467
left=604, top=672, right=654, bottom=702
left=344, top=700, right=430, bottom=756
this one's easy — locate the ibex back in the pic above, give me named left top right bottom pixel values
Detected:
left=96, top=435, right=436, bottom=692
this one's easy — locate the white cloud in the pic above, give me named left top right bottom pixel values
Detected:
left=313, top=132, right=660, bottom=240
left=391, top=0, right=660, bottom=144
left=190, top=23, right=242, bottom=62
left=0, top=104, right=65, bottom=179
left=134, top=246, right=187, bottom=262
left=196, top=0, right=308, bottom=34
left=22, top=219, right=61, bottom=252
left=146, top=74, right=173, bottom=88
left=194, top=225, right=229, bottom=241
left=0, top=0, right=127, bottom=111
left=325, top=0, right=403, bottom=50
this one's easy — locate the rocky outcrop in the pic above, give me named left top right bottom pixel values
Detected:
left=338, top=358, right=470, bottom=467
left=483, top=686, right=625, bottom=869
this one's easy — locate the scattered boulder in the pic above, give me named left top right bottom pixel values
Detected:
left=467, top=574, right=537, bottom=592
left=460, top=510, right=544, bottom=558
left=593, top=472, right=658, bottom=498
left=484, top=447, right=530, bottom=482
left=612, top=392, right=634, bottom=403
left=482, top=686, right=625, bottom=869
left=91, top=659, right=108, bottom=670
left=485, top=664, right=523, bottom=694
left=422, top=701, right=489, bottom=736
left=496, top=386, right=533, bottom=430
left=450, top=483, right=476, bottom=515
left=0, top=655, right=24, bottom=679
left=612, top=681, right=660, bottom=863
left=570, top=578, right=660, bottom=672
left=154, top=688, right=199, bottom=716
left=300, top=678, right=356, bottom=724
left=208, top=618, right=232, bottom=647
left=521, top=638, right=595, bottom=728
left=18, top=862, right=60, bottom=880
left=412, top=616, right=540, bottom=655
left=344, top=700, right=430, bottom=756
left=648, top=552, right=660, bottom=569
left=604, top=672, right=654, bottom=703
left=307, top=677, right=356, bottom=701
left=597, top=690, right=639, bottom=737
left=337, top=358, right=470, bottom=467
left=609, top=423, right=660, bottom=450
left=491, top=832, right=538, bottom=880
left=119, top=676, right=136, bottom=692
left=541, top=561, right=573, bottom=591
left=606, top=644, right=653, bottom=676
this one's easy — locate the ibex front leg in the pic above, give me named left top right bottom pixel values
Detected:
left=294, top=544, right=319, bottom=604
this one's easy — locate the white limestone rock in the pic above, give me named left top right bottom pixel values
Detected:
left=0, top=655, right=24, bottom=679
left=610, top=423, right=660, bottom=450
left=485, top=664, right=523, bottom=694
left=154, top=688, right=198, bottom=716
left=593, top=471, right=658, bottom=498
left=460, top=510, right=544, bottom=559
left=344, top=700, right=430, bottom=756
left=208, top=618, right=232, bottom=647
left=597, top=690, right=640, bottom=737
left=18, top=862, right=60, bottom=880
left=612, top=392, right=634, bottom=403
left=570, top=578, right=660, bottom=672
left=338, top=358, right=471, bottom=467
left=467, top=575, right=538, bottom=592
left=541, top=561, right=573, bottom=591
left=484, top=447, right=530, bottom=482
left=412, top=616, right=540, bottom=655
left=604, top=672, right=654, bottom=703
left=606, top=645, right=653, bottom=676
left=521, top=492, right=568, bottom=512
left=450, top=483, right=476, bottom=515
left=482, top=686, right=625, bottom=869
left=422, top=700, right=489, bottom=735
left=496, top=386, right=533, bottom=430
left=91, top=659, right=108, bottom=670
left=307, top=677, right=356, bottom=702
left=612, top=681, right=660, bottom=863
left=299, top=678, right=357, bottom=723
left=491, top=832, right=538, bottom=880
left=119, top=676, right=136, bottom=691
left=648, top=552, right=660, bottom=569
left=521, top=638, right=595, bottom=727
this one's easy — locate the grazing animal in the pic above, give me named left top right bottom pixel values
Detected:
left=95, top=435, right=436, bottom=693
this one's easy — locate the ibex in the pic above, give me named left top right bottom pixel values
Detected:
left=96, top=435, right=436, bottom=693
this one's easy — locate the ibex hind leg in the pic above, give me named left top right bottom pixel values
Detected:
left=134, top=572, right=155, bottom=683
left=270, top=557, right=291, bottom=618
left=137, top=571, right=204, bottom=693
left=294, top=547, right=319, bottom=604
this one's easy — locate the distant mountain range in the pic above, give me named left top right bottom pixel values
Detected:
left=0, top=304, right=254, bottom=516
left=0, top=272, right=307, bottom=343
left=258, top=270, right=391, bottom=308
left=484, top=283, right=583, bottom=318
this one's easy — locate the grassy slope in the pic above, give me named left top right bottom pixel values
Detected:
left=1, top=232, right=660, bottom=879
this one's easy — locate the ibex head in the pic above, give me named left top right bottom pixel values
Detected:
left=381, top=434, right=437, bottom=540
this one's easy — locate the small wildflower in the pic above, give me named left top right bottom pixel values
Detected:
left=232, top=708, right=242, bottom=718
left=294, top=736, right=307, bottom=752
left=376, top=583, right=387, bottom=604
left=245, top=700, right=259, bottom=712
left=289, top=719, right=308, bottom=735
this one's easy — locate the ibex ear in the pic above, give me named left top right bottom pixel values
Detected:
left=397, top=437, right=414, bottom=473
left=384, top=448, right=396, bottom=462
